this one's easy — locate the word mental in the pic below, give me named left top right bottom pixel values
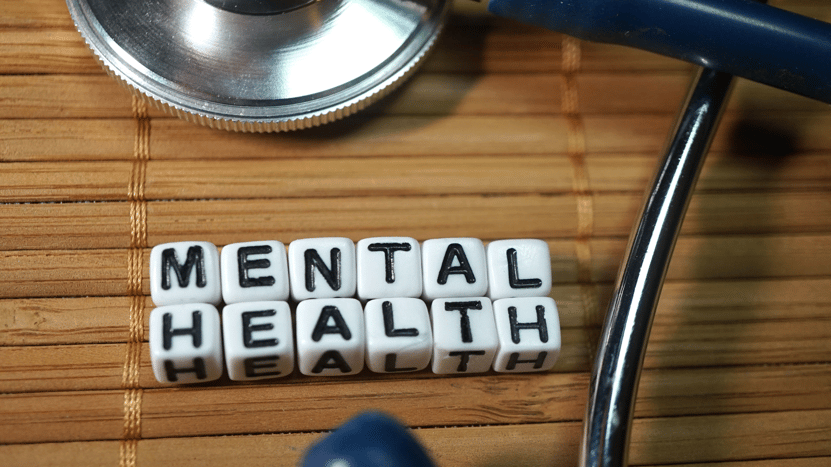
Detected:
left=148, top=237, right=560, bottom=384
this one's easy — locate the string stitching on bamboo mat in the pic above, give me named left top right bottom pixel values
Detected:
left=561, top=37, right=602, bottom=359
left=121, top=95, right=150, bottom=467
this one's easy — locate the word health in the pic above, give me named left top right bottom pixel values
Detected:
left=148, top=237, right=559, bottom=384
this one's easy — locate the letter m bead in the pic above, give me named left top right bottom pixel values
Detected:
left=150, top=241, right=221, bottom=306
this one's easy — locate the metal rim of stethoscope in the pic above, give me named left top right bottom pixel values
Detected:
left=65, top=0, right=450, bottom=132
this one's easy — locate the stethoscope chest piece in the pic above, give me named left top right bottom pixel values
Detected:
left=67, top=0, right=450, bottom=132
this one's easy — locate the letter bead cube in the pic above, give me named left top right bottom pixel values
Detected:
left=421, top=238, right=488, bottom=301
left=222, top=301, right=294, bottom=381
left=150, top=241, right=221, bottom=306
left=430, top=297, right=498, bottom=374
left=288, top=238, right=357, bottom=301
left=149, top=303, right=224, bottom=384
left=221, top=241, right=290, bottom=304
left=492, top=297, right=561, bottom=373
left=357, top=237, right=422, bottom=300
left=296, top=298, right=365, bottom=376
left=486, top=239, right=552, bottom=300
left=364, top=298, right=432, bottom=373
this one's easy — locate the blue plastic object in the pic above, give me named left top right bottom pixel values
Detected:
left=487, top=0, right=831, bottom=104
left=301, top=412, right=436, bottom=467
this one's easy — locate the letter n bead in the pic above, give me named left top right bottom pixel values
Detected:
left=149, top=303, right=224, bottom=384
left=288, top=238, right=357, bottom=301
left=492, top=297, right=561, bottom=373
left=149, top=241, right=221, bottom=306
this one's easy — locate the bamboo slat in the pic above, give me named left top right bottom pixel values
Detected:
left=1, top=428, right=829, bottom=467
left=0, top=296, right=139, bottom=346
left=1, top=441, right=118, bottom=467
left=3, top=151, right=831, bottom=202
left=4, top=112, right=830, bottom=162
left=629, top=410, right=831, bottom=465
left=2, top=193, right=831, bottom=250
left=0, top=29, right=102, bottom=75
left=4, top=73, right=824, bottom=122
left=0, top=118, right=137, bottom=162
left=1, top=410, right=829, bottom=466
left=0, top=0, right=79, bottom=29
left=1, top=364, right=828, bottom=444
left=3, top=234, right=831, bottom=298
left=667, top=459, right=831, bottom=467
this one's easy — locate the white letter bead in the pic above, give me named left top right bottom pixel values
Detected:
left=296, top=298, right=365, bottom=376
left=220, top=241, right=289, bottom=304
left=150, top=241, right=221, bottom=306
left=357, top=237, right=422, bottom=300
left=364, top=298, right=432, bottom=373
left=222, top=301, right=294, bottom=381
left=486, top=239, right=552, bottom=300
left=492, top=297, right=560, bottom=373
left=149, top=303, right=224, bottom=384
left=430, top=297, right=498, bottom=374
left=288, top=238, right=357, bottom=301
left=421, top=238, right=488, bottom=301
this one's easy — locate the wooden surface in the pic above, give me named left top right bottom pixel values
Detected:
left=1, top=0, right=830, bottom=465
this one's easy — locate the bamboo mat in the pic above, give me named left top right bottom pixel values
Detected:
left=1, top=0, right=830, bottom=465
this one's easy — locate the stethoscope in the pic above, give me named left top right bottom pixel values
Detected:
left=65, top=1, right=831, bottom=465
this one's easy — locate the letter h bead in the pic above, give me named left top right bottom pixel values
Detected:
left=149, top=303, right=224, bottom=384
left=492, top=297, right=561, bottom=372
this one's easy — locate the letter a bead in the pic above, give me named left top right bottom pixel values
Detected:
left=421, top=238, right=488, bottom=301
left=296, top=298, right=365, bottom=376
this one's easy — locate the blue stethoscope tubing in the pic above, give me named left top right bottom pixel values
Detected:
left=488, top=0, right=831, bottom=104
left=484, top=1, right=828, bottom=466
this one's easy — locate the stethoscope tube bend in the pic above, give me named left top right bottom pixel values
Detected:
left=487, top=0, right=831, bottom=104
left=579, top=68, right=735, bottom=467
